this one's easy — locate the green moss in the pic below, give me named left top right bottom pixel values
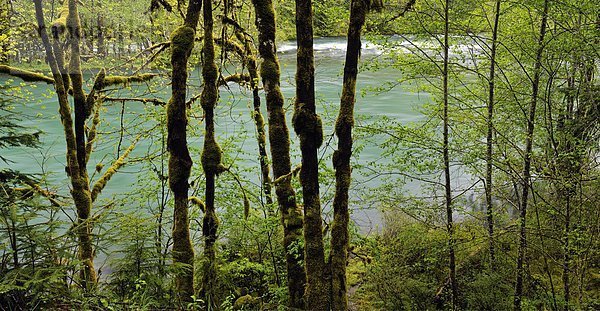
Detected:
left=233, top=294, right=259, bottom=310
left=292, top=103, right=324, bottom=148
left=102, top=73, right=156, bottom=88
left=0, top=65, right=54, bottom=84
left=51, top=1, right=69, bottom=37
left=201, top=137, right=226, bottom=175
left=259, top=59, right=280, bottom=83
left=171, top=26, right=195, bottom=58
left=90, top=139, right=137, bottom=202
left=189, top=196, right=206, bottom=212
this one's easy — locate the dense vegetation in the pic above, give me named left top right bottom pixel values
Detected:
left=0, top=0, right=598, bottom=310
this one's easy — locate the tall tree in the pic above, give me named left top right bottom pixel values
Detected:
left=166, top=0, right=202, bottom=303
left=442, top=0, right=459, bottom=308
left=33, top=0, right=97, bottom=290
left=330, top=0, right=383, bottom=309
left=485, top=0, right=501, bottom=269
left=514, top=0, right=550, bottom=309
left=200, top=0, right=224, bottom=307
left=293, top=0, right=328, bottom=309
left=29, top=0, right=149, bottom=291
left=250, top=0, right=306, bottom=308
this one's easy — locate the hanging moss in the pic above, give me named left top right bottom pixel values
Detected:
left=189, top=196, right=206, bottom=212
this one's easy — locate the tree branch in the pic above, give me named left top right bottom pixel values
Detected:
left=0, top=65, right=54, bottom=84
left=90, top=135, right=140, bottom=202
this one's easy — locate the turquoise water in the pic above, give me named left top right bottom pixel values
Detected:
left=1, top=37, right=430, bottom=231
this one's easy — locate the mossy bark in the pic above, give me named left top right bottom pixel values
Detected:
left=0, top=65, right=54, bottom=84
left=293, top=0, right=328, bottom=309
left=33, top=0, right=96, bottom=291
left=67, top=0, right=97, bottom=289
left=514, top=0, right=550, bottom=309
left=250, top=0, right=306, bottom=308
left=166, top=0, right=202, bottom=303
left=200, top=0, right=221, bottom=307
left=237, top=31, right=273, bottom=205
left=330, top=1, right=371, bottom=310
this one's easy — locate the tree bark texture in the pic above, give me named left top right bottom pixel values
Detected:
left=329, top=1, right=372, bottom=310
left=200, top=0, right=223, bottom=307
left=251, top=0, right=306, bottom=308
left=167, top=0, right=202, bottom=303
left=293, top=0, right=328, bottom=309
left=514, top=0, right=550, bottom=309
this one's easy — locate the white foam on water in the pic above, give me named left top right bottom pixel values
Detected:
left=277, top=38, right=384, bottom=55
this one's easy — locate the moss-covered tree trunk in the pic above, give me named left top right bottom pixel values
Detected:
left=166, top=0, right=202, bottom=303
left=330, top=1, right=375, bottom=309
left=293, top=0, right=328, bottom=309
left=65, top=0, right=98, bottom=291
left=514, top=0, right=549, bottom=309
left=33, top=0, right=96, bottom=290
left=239, top=31, right=273, bottom=206
left=250, top=0, right=306, bottom=308
left=200, top=0, right=223, bottom=307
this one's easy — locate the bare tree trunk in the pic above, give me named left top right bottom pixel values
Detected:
left=250, top=1, right=306, bottom=308
left=293, top=0, right=328, bottom=309
left=442, top=0, right=458, bottom=308
left=514, top=0, right=550, bottom=309
left=200, top=0, right=223, bottom=307
left=166, top=0, right=202, bottom=303
left=485, top=0, right=501, bottom=270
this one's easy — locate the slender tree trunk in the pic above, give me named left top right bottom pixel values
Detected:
left=514, top=0, right=549, bottom=309
left=563, top=191, right=571, bottom=311
left=485, top=0, right=501, bottom=270
left=200, top=0, right=223, bottom=307
left=238, top=31, right=273, bottom=207
left=293, top=0, right=328, bottom=309
left=33, top=0, right=96, bottom=290
left=66, top=0, right=97, bottom=290
left=250, top=1, right=306, bottom=308
left=330, top=1, right=374, bottom=310
left=97, top=13, right=104, bottom=57
left=442, top=0, right=458, bottom=308
left=166, top=0, right=201, bottom=303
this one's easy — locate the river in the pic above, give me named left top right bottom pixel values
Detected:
left=2, top=37, right=435, bottom=233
